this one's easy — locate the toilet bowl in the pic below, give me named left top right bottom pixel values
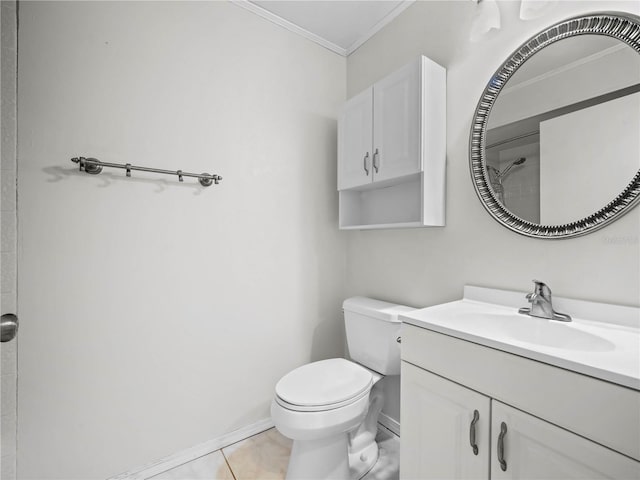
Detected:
left=271, top=297, right=415, bottom=480
left=271, top=358, right=375, bottom=479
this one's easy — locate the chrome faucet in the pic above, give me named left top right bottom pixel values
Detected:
left=518, top=280, right=571, bottom=322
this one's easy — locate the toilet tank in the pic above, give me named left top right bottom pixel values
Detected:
left=343, top=297, right=415, bottom=375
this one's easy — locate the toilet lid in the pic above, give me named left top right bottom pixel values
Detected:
left=275, top=358, right=373, bottom=408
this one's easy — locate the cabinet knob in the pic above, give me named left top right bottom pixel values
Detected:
left=363, top=152, right=370, bottom=176
left=373, top=148, right=380, bottom=173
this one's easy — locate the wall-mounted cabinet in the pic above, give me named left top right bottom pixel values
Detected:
left=337, top=55, right=446, bottom=230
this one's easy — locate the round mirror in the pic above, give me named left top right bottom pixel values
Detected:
left=470, top=12, right=640, bottom=238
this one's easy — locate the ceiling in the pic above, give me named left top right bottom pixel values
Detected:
left=506, top=35, right=625, bottom=90
left=233, top=0, right=415, bottom=56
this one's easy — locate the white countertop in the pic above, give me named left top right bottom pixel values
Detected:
left=400, top=286, right=640, bottom=391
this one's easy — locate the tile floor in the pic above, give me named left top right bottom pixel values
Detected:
left=151, top=426, right=400, bottom=480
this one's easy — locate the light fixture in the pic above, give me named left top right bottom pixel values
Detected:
left=469, top=0, right=501, bottom=43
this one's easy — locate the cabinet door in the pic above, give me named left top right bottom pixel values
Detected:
left=338, top=87, right=373, bottom=190
left=401, top=362, right=491, bottom=480
left=372, top=59, right=421, bottom=183
left=491, top=401, right=640, bottom=480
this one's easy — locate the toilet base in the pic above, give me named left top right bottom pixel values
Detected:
left=348, top=379, right=384, bottom=479
left=285, top=434, right=350, bottom=480
left=348, top=441, right=379, bottom=479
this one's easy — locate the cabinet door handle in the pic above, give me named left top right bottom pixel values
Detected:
left=373, top=148, right=380, bottom=173
left=497, top=422, right=508, bottom=471
left=363, top=152, right=370, bottom=175
left=469, top=410, right=479, bottom=455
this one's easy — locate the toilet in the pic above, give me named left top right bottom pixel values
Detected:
left=271, top=297, right=415, bottom=480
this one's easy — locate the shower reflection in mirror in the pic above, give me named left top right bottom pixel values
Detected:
left=483, top=33, right=640, bottom=227
left=486, top=125, right=541, bottom=223
left=486, top=138, right=539, bottom=222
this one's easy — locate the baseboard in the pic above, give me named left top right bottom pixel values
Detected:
left=108, top=417, right=274, bottom=480
left=111, top=414, right=398, bottom=479
left=378, top=412, right=400, bottom=437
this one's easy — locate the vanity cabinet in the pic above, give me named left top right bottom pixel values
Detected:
left=401, top=362, right=490, bottom=479
left=400, top=324, right=640, bottom=479
left=491, top=402, right=640, bottom=479
left=337, top=55, right=445, bottom=229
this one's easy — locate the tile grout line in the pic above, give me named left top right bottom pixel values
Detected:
left=221, top=449, right=237, bottom=480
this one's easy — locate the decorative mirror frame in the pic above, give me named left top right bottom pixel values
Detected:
left=469, top=12, right=640, bottom=239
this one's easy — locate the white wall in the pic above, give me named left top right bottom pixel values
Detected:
left=17, top=2, right=346, bottom=478
left=346, top=1, right=640, bottom=322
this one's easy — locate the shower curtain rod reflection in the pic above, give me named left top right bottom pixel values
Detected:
left=70, top=157, right=222, bottom=187
left=486, top=130, right=539, bottom=150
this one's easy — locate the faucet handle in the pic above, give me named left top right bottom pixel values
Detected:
left=531, top=279, right=551, bottom=296
left=521, top=280, right=571, bottom=322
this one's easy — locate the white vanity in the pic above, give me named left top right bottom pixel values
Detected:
left=399, top=286, right=640, bottom=479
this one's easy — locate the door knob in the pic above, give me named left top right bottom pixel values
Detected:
left=1, top=313, right=18, bottom=342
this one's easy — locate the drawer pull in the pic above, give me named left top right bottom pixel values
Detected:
left=469, top=409, right=479, bottom=455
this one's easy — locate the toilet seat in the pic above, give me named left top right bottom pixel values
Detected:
left=275, top=358, right=373, bottom=412
left=275, top=386, right=371, bottom=412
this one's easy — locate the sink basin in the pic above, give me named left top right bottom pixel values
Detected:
left=399, top=285, right=640, bottom=390
left=500, top=316, right=615, bottom=352
left=457, top=311, right=615, bottom=352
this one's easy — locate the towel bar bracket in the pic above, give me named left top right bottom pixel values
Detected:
left=80, top=158, right=103, bottom=175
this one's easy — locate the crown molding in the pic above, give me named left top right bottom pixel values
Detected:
left=230, top=0, right=347, bottom=55
left=230, top=0, right=415, bottom=57
left=346, top=1, right=415, bottom=56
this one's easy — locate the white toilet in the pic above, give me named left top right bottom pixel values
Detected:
left=271, top=297, right=414, bottom=480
